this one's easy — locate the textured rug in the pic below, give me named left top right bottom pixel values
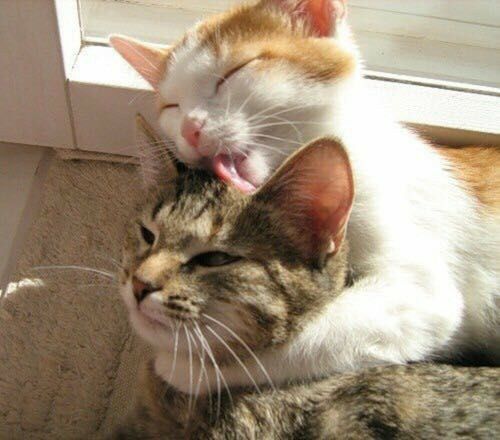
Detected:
left=0, top=156, right=150, bottom=439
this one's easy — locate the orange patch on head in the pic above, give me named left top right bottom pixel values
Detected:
left=249, top=38, right=355, bottom=81
left=437, top=145, right=500, bottom=212
left=194, top=1, right=356, bottom=82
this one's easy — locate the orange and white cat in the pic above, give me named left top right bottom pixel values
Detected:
left=111, top=0, right=499, bottom=393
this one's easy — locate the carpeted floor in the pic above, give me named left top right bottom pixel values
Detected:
left=0, top=156, right=150, bottom=439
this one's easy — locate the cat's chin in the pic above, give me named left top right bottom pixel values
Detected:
left=129, top=309, right=174, bottom=349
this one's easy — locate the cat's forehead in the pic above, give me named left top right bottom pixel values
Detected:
left=160, top=2, right=355, bottom=97
left=144, top=171, right=244, bottom=243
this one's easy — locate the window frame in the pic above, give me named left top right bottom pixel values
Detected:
left=2, top=0, right=498, bottom=154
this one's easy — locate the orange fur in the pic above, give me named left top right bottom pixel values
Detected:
left=195, top=1, right=355, bottom=81
left=437, top=146, right=500, bottom=212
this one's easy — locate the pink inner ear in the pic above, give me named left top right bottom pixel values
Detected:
left=257, top=138, right=354, bottom=260
left=305, top=0, right=334, bottom=37
left=271, top=0, right=345, bottom=37
left=109, top=35, right=165, bottom=88
left=304, top=153, right=352, bottom=248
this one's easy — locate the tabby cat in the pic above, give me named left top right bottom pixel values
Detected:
left=114, top=362, right=499, bottom=439
left=111, top=0, right=499, bottom=392
left=112, top=117, right=499, bottom=439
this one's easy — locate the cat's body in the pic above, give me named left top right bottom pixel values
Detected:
left=111, top=0, right=499, bottom=392
left=112, top=118, right=499, bottom=438
left=114, top=358, right=500, bottom=439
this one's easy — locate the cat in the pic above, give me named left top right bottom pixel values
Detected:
left=111, top=0, right=500, bottom=393
left=112, top=116, right=500, bottom=439
left=114, top=363, right=499, bottom=439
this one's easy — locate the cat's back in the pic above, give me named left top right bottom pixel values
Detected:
left=435, top=145, right=500, bottom=356
left=317, top=364, right=499, bottom=439
left=204, top=364, right=499, bottom=439
left=437, top=145, right=500, bottom=214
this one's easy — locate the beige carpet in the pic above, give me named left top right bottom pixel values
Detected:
left=0, top=156, right=150, bottom=439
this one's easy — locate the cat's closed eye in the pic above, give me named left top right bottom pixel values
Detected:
left=187, top=251, right=241, bottom=268
left=140, top=224, right=156, bottom=245
left=216, top=58, right=258, bottom=92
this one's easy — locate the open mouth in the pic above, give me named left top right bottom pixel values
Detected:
left=211, top=154, right=256, bottom=193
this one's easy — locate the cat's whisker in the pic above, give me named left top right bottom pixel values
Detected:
left=167, top=323, right=180, bottom=384
left=191, top=324, right=214, bottom=420
left=28, top=282, right=115, bottom=295
left=194, top=323, right=236, bottom=420
left=205, top=324, right=262, bottom=394
left=236, top=85, right=261, bottom=116
left=246, top=102, right=287, bottom=123
left=116, top=138, right=173, bottom=153
left=202, top=314, right=276, bottom=392
left=251, top=103, right=323, bottom=123
left=225, top=80, right=232, bottom=120
left=94, top=252, right=123, bottom=270
left=260, top=115, right=304, bottom=142
left=197, top=325, right=233, bottom=408
left=249, top=120, right=325, bottom=131
left=32, top=265, right=116, bottom=280
left=194, top=324, right=222, bottom=420
left=225, top=142, right=248, bottom=160
left=183, top=324, right=194, bottom=416
left=247, top=102, right=321, bottom=125
left=252, top=133, right=303, bottom=146
left=241, top=141, right=289, bottom=157
left=186, top=327, right=211, bottom=416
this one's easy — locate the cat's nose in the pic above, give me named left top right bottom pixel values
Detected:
left=132, top=275, right=156, bottom=303
left=181, top=116, right=205, bottom=148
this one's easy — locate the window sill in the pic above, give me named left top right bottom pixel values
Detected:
left=68, top=45, right=500, bottom=155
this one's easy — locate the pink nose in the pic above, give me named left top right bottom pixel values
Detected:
left=181, top=117, right=204, bottom=148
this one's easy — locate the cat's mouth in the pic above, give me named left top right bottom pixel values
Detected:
left=211, top=153, right=256, bottom=193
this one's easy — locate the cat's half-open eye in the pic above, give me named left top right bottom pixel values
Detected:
left=188, top=251, right=241, bottom=268
left=140, top=224, right=156, bottom=245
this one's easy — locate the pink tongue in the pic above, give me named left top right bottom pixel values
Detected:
left=212, top=154, right=256, bottom=193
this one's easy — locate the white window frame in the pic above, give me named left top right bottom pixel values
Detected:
left=1, top=0, right=499, bottom=155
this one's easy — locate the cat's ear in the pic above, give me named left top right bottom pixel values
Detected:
left=109, top=35, right=168, bottom=89
left=256, top=137, right=354, bottom=265
left=267, top=0, right=346, bottom=37
left=135, top=114, right=177, bottom=188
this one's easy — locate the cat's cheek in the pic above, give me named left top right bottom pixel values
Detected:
left=119, top=279, right=137, bottom=311
left=175, top=143, right=202, bottom=165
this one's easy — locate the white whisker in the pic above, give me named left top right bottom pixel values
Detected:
left=187, top=329, right=212, bottom=416
left=236, top=85, right=261, bottom=116
left=205, top=324, right=262, bottom=394
left=251, top=103, right=323, bottom=123
left=253, top=133, right=303, bottom=145
left=32, top=265, right=115, bottom=280
left=194, top=324, right=222, bottom=420
left=241, top=141, right=289, bottom=156
left=168, top=323, right=180, bottom=383
left=261, top=115, right=304, bottom=142
left=183, top=324, right=194, bottom=416
left=250, top=120, right=325, bottom=131
left=202, top=314, right=275, bottom=391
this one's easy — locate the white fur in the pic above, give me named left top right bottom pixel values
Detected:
left=136, top=18, right=499, bottom=393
